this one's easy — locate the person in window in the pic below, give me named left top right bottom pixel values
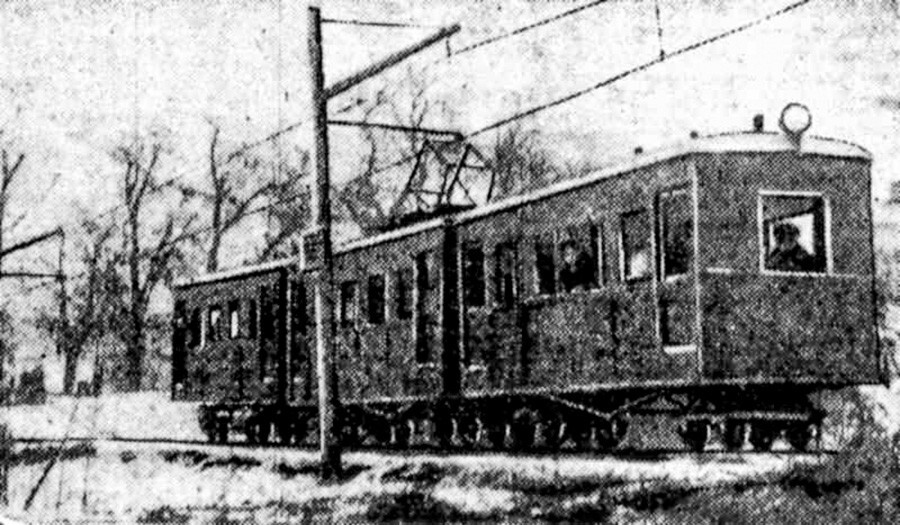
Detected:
left=767, top=222, right=815, bottom=272
left=559, top=240, right=593, bottom=292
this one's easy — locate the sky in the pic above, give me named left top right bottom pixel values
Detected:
left=0, top=0, right=899, bottom=374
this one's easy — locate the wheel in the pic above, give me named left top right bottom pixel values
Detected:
left=341, top=424, right=361, bottom=447
left=276, top=420, right=294, bottom=445
left=567, top=420, right=594, bottom=450
left=723, top=420, right=746, bottom=451
left=749, top=422, right=777, bottom=451
left=483, top=420, right=507, bottom=449
left=243, top=419, right=259, bottom=444
left=455, top=416, right=479, bottom=448
left=510, top=410, right=537, bottom=450
left=293, top=417, right=310, bottom=445
left=681, top=420, right=709, bottom=452
left=216, top=417, right=230, bottom=444
left=786, top=423, right=813, bottom=451
left=257, top=420, right=271, bottom=444
left=538, top=417, right=563, bottom=450
left=392, top=420, right=411, bottom=448
left=596, top=417, right=628, bottom=450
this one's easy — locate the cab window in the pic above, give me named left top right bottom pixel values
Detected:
left=659, top=189, right=693, bottom=279
left=761, top=194, right=827, bottom=274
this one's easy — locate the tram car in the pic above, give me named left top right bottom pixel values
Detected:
left=171, top=104, right=884, bottom=452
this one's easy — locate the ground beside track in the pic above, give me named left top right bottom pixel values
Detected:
left=1, top=389, right=898, bottom=522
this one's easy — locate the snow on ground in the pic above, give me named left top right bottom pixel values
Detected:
left=0, top=392, right=205, bottom=442
left=0, top=440, right=807, bottom=524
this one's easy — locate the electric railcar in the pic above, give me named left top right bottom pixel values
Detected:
left=171, top=105, right=884, bottom=452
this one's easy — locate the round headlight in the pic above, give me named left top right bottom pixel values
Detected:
left=779, top=103, right=812, bottom=136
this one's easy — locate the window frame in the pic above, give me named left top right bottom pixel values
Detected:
left=757, top=190, right=832, bottom=276
left=366, top=273, right=386, bottom=325
left=619, top=209, right=653, bottom=282
left=463, top=242, right=487, bottom=308
left=658, top=187, right=694, bottom=282
left=339, top=280, right=359, bottom=326
left=533, top=235, right=557, bottom=296
left=207, top=305, right=222, bottom=343
left=228, top=300, right=241, bottom=339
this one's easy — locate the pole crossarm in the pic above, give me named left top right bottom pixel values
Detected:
left=327, top=119, right=463, bottom=139
left=324, top=23, right=460, bottom=99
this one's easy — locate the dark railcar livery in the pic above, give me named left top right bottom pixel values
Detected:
left=172, top=126, right=882, bottom=452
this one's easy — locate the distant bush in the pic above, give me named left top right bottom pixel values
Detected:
left=137, top=505, right=191, bottom=524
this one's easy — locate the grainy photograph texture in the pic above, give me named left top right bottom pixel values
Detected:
left=1, top=0, right=899, bottom=523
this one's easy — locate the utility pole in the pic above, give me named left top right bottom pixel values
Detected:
left=307, top=5, right=340, bottom=481
left=305, top=5, right=459, bottom=481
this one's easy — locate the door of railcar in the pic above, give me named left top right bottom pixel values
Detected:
left=461, top=240, right=522, bottom=391
left=655, top=187, right=697, bottom=355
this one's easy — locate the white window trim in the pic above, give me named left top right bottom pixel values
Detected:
left=757, top=190, right=832, bottom=276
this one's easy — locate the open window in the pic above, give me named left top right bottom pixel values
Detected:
left=228, top=300, right=240, bottom=339
left=659, top=189, right=693, bottom=279
left=463, top=243, right=486, bottom=307
left=534, top=237, right=556, bottom=295
left=207, top=305, right=222, bottom=343
left=760, top=193, right=828, bottom=274
left=558, top=227, right=597, bottom=293
left=494, top=244, right=517, bottom=309
left=395, top=267, right=412, bottom=320
left=339, top=281, right=358, bottom=326
left=188, top=308, right=202, bottom=348
left=367, top=274, right=386, bottom=324
left=621, top=210, right=651, bottom=281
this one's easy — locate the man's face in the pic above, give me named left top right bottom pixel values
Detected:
left=781, top=230, right=798, bottom=249
left=563, top=246, right=577, bottom=265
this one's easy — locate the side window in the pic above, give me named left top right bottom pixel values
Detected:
left=228, top=300, right=240, bottom=339
left=259, top=286, right=272, bottom=340
left=367, top=274, right=386, bottom=325
left=558, top=231, right=596, bottom=293
left=659, top=189, right=693, bottom=279
left=534, top=238, right=556, bottom=295
left=207, top=305, right=222, bottom=343
left=248, top=299, right=258, bottom=339
left=395, top=267, right=413, bottom=320
left=761, top=194, right=828, bottom=273
left=463, top=243, right=486, bottom=307
left=339, top=281, right=358, bottom=326
left=621, top=210, right=651, bottom=281
left=494, top=244, right=517, bottom=309
left=189, top=308, right=201, bottom=348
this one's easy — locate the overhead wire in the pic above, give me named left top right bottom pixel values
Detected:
left=466, top=0, right=814, bottom=138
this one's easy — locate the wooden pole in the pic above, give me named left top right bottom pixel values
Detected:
left=307, top=5, right=341, bottom=481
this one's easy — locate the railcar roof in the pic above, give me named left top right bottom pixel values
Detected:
left=176, top=131, right=870, bottom=285
left=174, top=256, right=296, bottom=289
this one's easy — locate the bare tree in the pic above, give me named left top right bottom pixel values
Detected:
left=489, top=126, right=559, bottom=200
left=254, top=149, right=311, bottom=263
left=0, top=143, right=25, bottom=272
left=114, top=137, right=196, bottom=391
left=37, top=218, right=121, bottom=394
left=186, top=123, right=310, bottom=271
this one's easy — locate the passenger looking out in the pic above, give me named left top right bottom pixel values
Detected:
left=766, top=222, right=815, bottom=272
left=559, top=240, right=593, bottom=292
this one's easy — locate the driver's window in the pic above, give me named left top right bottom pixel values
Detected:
left=760, top=193, right=828, bottom=274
